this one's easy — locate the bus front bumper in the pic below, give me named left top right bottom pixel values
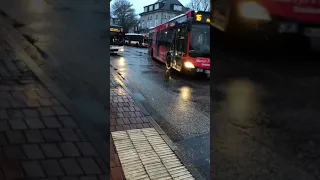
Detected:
left=184, top=67, right=210, bottom=75
left=234, top=16, right=320, bottom=42
left=195, top=68, right=210, bottom=74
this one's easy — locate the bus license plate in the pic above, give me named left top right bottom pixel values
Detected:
left=304, top=28, right=320, bottom=37
left=205, top=70, right=210, bottom=74
left=278, top=22, right=298, bottom=33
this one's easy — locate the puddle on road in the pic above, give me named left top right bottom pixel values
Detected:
left=132, top=92, right=146, bottom=101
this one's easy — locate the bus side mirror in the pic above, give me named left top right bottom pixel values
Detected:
left=187, top=18, right=192, bottom=31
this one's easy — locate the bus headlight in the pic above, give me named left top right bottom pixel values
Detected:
left=239, top=1, right=270, bottom=21
left=119, top=48, right=124, bottom=52
left=184, top=62, right=195, bottom=68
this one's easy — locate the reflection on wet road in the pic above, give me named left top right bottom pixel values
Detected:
left=211, top=43, right=320, bottom=180
left=222, top=79, right=261, bottom=129
left=110, top=46, right=210, bottom=179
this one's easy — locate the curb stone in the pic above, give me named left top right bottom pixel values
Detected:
left=0, top=14, right=110, bottom=169
left=110, top=66, right=206, bottom=180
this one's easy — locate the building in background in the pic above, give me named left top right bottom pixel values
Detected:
left=138, top=0, right=188, bottom=34
left=128, top=26, right=139, bottom=33
left=110, top=17, right=119, bottom=26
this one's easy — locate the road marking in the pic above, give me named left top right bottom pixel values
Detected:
left=112, top=128, right=194, bottom=180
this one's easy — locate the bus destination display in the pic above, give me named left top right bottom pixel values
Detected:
left=110, top=27, right=121, bottom=32
left=194, top=13, right=210, bottom=23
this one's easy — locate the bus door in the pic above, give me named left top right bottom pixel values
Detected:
left=148, top=33, right=153, bottom=53
left=156, top=31, right=161, bottom=57
left=175, top=26, right=187, bottom=70
left=171, top=30, right=177, bottom=67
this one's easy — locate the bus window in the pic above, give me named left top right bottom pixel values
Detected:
left=160, top=30, right=165, bottom=46
left=177, top=37, right=186, bottom=54
left=166, top=28, right=175, bottom=47
left=189, top=24, right=210, bottom=55
left=177, top=27, right=187, bottom=54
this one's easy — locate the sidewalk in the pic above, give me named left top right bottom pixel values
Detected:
left=110, top=74, right=196, bottom=180
left=0, top=29, right=108, bottom=179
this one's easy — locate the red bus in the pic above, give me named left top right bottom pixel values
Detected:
left=148, top=10, right=210, bottom=77
left=211, top=0, right=320, bottom=48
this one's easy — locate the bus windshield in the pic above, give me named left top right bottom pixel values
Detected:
left=189, top=24, right=210, bottom=57
left=110, top=32, right=124, bottom=46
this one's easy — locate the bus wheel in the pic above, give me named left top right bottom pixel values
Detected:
left=165, top=55, right=172, bottom=70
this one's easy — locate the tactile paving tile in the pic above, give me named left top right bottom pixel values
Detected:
left=111, top=128, right=195, bottom=180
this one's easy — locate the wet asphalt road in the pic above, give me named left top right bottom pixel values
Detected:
left=211, top=35, right=320, bottom=180
left=0, top=0, right=110, bottom=138
left=110, top=46, right=210, bottom=179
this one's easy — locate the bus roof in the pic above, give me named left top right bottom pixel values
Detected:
left=168, top=13, right=185, bottom=22
left=150, top=10, right=209, bottom=31
left=152, top=10, right=192, bottom=30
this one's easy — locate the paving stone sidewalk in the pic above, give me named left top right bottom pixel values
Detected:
left=110, top=75, right=195, bottom=180
left=0, top=33, right=108, bottom=179
left=110, top=79, right=152, bottom=180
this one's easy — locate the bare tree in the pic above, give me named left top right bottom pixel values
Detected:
left=111, top=0, right=138, bottom=32
left=186, top=0, right=210, bottom=12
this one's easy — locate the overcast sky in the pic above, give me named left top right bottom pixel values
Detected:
left=128, top=0, right=191, bottom=17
